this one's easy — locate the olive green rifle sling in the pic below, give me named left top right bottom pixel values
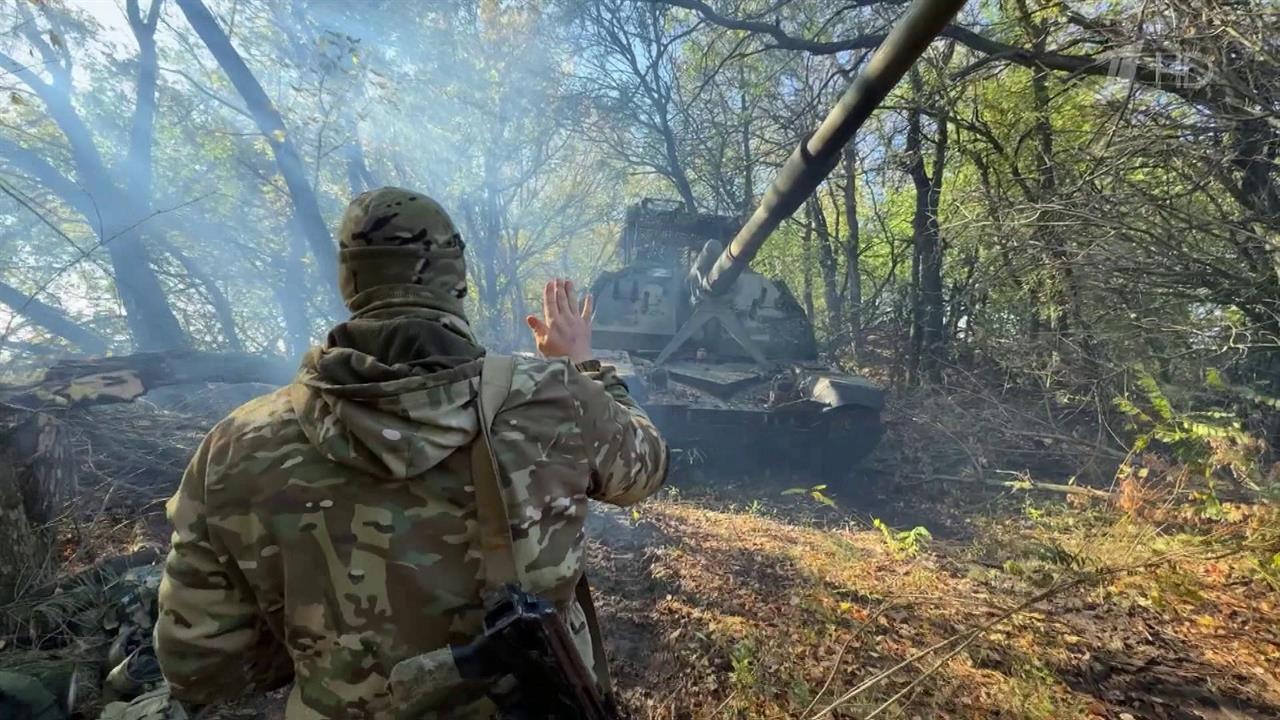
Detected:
left=470, top=354, right=616, bottom=699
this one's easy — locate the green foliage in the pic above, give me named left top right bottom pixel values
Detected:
left=1254, top=551, right=1280, bottom=592
left=1144, top=565, right=1207, bottom=611
left=872, top=517, right=932, bottom=558
left=1189, top=488, right=1225, bottom=521
left=729, top=638, right=758, bottom=690
left=1113, top=367, right=1265, bottom=493
left=781, top=484, right=836, bottom=508
left=1239, top=385, right=1280, bottom=411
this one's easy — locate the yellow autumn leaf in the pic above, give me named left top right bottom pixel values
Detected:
left=271, top=129, right=287, bottom=142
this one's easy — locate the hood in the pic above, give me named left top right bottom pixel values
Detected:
left=289, top=313, right=485, bottom=480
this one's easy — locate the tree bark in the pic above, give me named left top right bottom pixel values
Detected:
left=738, top=66, right=753, bottom=216
left=0, top=458, right=43, bottom=603
left=842, top=147, right=862, bottom=350
left=124, top=0, right=163, bottom=202
left=801, top=217, right=815, bottom=322
left=0, top=410, right=76, bottom=603
left=660, top=109, right=698, bottom=211
left=3, top=351, right=295, bottom=411
left=907, top=95, right=947, bottom=385
left=0, top=280, right=109, bottom=355
left=276, top=221, right=312, bottom=361
left=344, top=128, right=377, bottom=197
left=175, top=0, right=343, bottom=317
left=808, top=198, right=844, bottom=344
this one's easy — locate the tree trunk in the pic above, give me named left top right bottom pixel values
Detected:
left=739, top=66, right=753, bottom=217
left=3, top=351, right=295, bottom=411
left=113, top=0, right=192, bottom=352
left=124, top=0, right=163, bottom=202
left=1030, top=62, right=1067, bottom=337
left=842, top=147, right=862, bottom=350
left=0, top=458, right=43, bottom=603
left=802, top=217, right=815, bottom=321
left=462, top=144, right=509, bottom=344
left=175, top=0, right=343, bottom=318
left=0, top=410, right=77, bottom=603
left=160, top=243, right=244, bottom=352
left=276, top=224, right=312, bottom=361
left=661, top=112, right=698, bottom=212
left=907, top=101, right=946, bottom=385
left=808, top=198, right=844, bottom=345
left=345, top=130, right=377, bottom=197
left=104, top=229, right=190, bottom=352
left=0, top=281, right=109, bottom=355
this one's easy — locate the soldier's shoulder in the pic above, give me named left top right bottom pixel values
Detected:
left=510, top=355, right=572, bottom=383
left=201, top=385, right=306, bottom=460
left=208, top=384, right=295, bottom=432
left=504, top=356, right=580, bottom=403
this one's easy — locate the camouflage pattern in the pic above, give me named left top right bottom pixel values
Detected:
left=154, top=188, right=669, bottom=719
left=97, top=687, right=188, bottom=720
left=387, top=646, right=506, bottom=719
left=337, top=187, right=470, bottom=320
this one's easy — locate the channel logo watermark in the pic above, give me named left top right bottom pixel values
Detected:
left=1104, top=44, right=1210, bottom=91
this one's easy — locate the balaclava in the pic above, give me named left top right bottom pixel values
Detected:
left=317, top=187, right=481, bottom=370
left=337, top=187, right=469, bottom=322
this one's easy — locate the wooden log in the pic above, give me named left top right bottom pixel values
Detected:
left=8, top=412, right=77, bottom=526
left=0, top=406, right=78, bottom=602
left=3, top=351, right=294, bottom=411
left=0, top=454, right=44, bottom=604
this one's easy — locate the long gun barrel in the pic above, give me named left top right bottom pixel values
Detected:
left=700, top=0, right=968, bottom=296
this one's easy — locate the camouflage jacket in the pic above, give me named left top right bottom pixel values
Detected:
left=154, top=343, right=668, bottom=719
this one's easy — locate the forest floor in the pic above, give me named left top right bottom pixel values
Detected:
left=3, top=390, right=1278, bottom=720
left=588, top=479, right=1280, bottom=720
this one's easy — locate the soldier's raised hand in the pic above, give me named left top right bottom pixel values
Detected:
left=526, top=279, right=594, bottom=364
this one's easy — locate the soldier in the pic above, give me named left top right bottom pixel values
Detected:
left=153, top=187, right=669, bottom=718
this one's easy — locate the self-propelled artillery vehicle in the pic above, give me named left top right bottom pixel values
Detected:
left=589, top=200, right=885, bottom=478
left=585, top=0, right=967, bottom=480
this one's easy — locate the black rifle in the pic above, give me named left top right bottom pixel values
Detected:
left=394, top=585, right=618, bottom=720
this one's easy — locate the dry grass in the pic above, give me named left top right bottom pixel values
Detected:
left=592, top=493, right=1280, bottom=720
